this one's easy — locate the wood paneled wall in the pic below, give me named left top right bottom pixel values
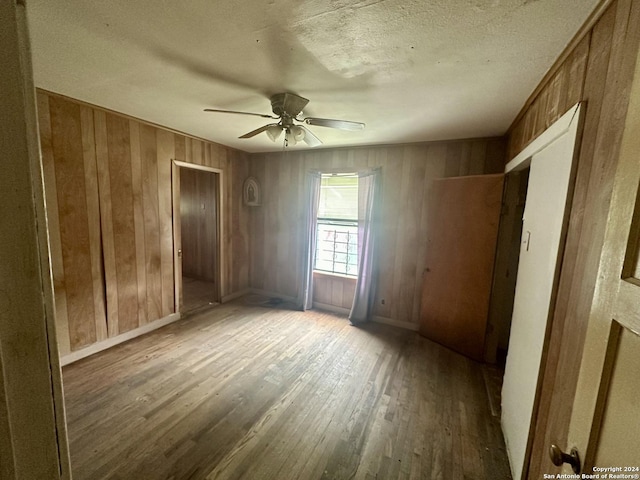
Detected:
left=505, top=0, right=640, bottom=476
left=38, top=91, right=250, bottom=357
left=249, top=139, right=506, bottom=326
left=313, top=272, right=357, bottom=311
left=180, top=168, right=219, bottom=282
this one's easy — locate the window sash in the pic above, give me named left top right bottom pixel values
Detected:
left=318, top=175, right=358, bottom=221
left=314, top=219, right=358, bottom=276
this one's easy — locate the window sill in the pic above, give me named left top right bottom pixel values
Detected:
left=313, top=271, right=358, bottom=281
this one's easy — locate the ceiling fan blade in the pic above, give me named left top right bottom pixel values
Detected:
left=300, top=126, right=322, bottom=148
left=239, top=124, right=279, bottom=139
left=303, top=117, right=365, bottom=131
left=204, top=108, right=278, bottom=119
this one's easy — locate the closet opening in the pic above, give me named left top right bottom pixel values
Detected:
left=172, top=162, right=223, bottom=315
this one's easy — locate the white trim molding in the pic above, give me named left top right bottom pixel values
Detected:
left=506, top=102, right=583, bottom=173
left=313, top=302, right=350, bottom=315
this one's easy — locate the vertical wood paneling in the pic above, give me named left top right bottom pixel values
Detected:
left=94, top=110, right=119, bottom=337
left=48, top=96, right=101, bottom=350
left=468, top=141, right=486, bottom=175
left=37, top=93, right=72, bottom=355
left=507, top=27, right=590, bottom=158
left=391, top=148, right=414, bottom=321
left=174, top=135, right=185, bottom=162
left=330, top=279, right=344, bottom=307
left=380, top=147, right=402, bottom=320
left=157, top=130, right=175, bottom=316
left=222, top=147, right=232, bottom=298
left=140, top=124, right=163, bottom=322
left=251, top=138, right=506, bottom=324
left=264, top=155, right=280, bottom=293
left=484, top=139, right=507, bottom=174
left=129, top=121, right=148, bottom=326
left=80, top=106, right=107, bottom=342
left=38, top=91, right=250, bottom=354
left=232, top=150, right=250, bottom=292
left=250, top=157, right=267, bottom=290
left=566, top=34, right=590, bottom=110
left=105, top=113, right=139, bottom=334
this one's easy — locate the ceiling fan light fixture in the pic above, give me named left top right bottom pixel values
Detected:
left=204, top=93, right=363, bottom=147
left=291, top=125, right=305, bottom=142
left=284, top=126, right=305, bottom=146
left=266, top=125, right=282, bottom=142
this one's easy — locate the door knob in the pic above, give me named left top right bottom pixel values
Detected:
left=549, top=444, right=580, bottom=473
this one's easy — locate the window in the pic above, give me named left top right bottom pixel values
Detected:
left=314, top=174, right=358, bottom=276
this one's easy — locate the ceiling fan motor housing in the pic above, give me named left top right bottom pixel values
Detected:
left=270, top=92, right=309, bottom=118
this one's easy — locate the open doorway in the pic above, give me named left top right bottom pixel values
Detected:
left=172, top=162, right=222, bottom=315
left=485, top=169, right=530, bottom=366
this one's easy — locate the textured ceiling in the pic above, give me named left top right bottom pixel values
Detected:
left=27, top=0, right=599, bottom=153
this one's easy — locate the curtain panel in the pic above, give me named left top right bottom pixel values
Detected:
left=349, top=167, right=382, bottom=324
left=298, top=170, right=322, bottom=310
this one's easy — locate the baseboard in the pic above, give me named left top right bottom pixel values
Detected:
left=312, top=302, right=350, bottom=316
left=248, top=288, right=298, bottom=304
left=194, top=284, right=419, bottom=333
left=60, top=312, right=181, bottom=366
left=312, top=303, right=420, bottom=332
left=221, top=288, right=251, bottom=303
left=372, top=315, right=420, bottom=331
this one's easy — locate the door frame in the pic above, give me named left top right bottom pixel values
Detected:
left=171, top=160, right=224, bottom=314
left=502, top=102, right=584, bottom=479
left=0, top=2, right=71, bottom=476
left=567, top=45, right=640, bottom=470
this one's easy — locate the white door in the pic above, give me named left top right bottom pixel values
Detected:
left=501, top=104, right=583, bottom=479
left=560, top=45, right=640, bottom=474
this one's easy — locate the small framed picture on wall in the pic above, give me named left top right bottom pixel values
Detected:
left=243, top=177, right=260, bottom=206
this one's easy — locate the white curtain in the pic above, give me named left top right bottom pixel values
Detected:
left=349, top=168, right=382, bottom=324
left=299, top=170, right=322, bottom=310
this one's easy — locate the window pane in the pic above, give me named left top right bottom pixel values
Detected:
left=333, top=263, right=348, bottom=275
left=314, top=221, right=358, bottom=277
left=318, top=175, right=358, bottom=221
left=315, top=174, right=358, bottom=276
left=346, top=264, right=358, bottom=275
left=335, top=242, right=348, bottom=253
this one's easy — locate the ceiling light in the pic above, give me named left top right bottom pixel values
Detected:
left=284, top=125, right=305, bottom=146
left=291, top=125, right=305, bottom=142
left=266, top=125, right=282, bottom=142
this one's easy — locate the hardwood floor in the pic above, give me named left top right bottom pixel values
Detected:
left=62, top=301, right=512, bottom=479
left=182, top=276, right=218, bottom=313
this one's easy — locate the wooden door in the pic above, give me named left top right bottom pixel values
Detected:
left=419, top=174, right=504, bottom=361
left=558, top=50, right=640, bottom=474
left=172, top=161, right=222, bottom=314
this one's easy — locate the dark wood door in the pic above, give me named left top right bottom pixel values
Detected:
left=419, top=174, right=504, bottom=361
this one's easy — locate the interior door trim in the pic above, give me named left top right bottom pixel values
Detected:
left=506, top=103, right=582, bottom=174
left=171, top=160, right=224, bottom=314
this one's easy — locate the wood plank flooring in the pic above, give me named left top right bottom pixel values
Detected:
left=182, top=276, right=218, bottom=314
left=62, top=302, right=512, bottom=480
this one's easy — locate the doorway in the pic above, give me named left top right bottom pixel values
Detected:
left=485, top=169, right=530, bottom=367
left=500, top=103, right=583, bottom=479
left=172, top=162, right=222, bottom=314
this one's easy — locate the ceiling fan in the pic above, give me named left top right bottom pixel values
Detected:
left=204, top=92, right=365, bottom=147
